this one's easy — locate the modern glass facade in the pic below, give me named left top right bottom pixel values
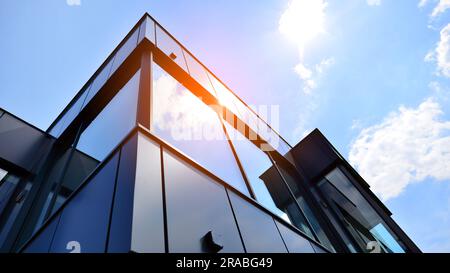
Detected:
left=0, top=14, right=420, bottom=253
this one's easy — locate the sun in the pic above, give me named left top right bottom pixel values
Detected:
left=279, top=0, right=327, bottom=51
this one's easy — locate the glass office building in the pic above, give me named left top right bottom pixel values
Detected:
left=0, top=14, right=420, bottom=253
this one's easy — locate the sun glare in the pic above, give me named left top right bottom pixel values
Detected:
left=279, top=0, right=327, bottom=51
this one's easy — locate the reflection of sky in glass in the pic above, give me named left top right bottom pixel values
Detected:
left=223, top=121, right=290, bottom=223
left=325, top=168, right=407, bottom=253
left=0, top=168, right=7, bottom=181
left=184, top=52, right=216, bottom=97
left=152, top=63, right=249, bottom=196
left=371, top=223, right=405, bottom=253
left=76, top=70, right=140, bottom=161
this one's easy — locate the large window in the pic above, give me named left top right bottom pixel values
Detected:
left=49, top=83, right=90, bottom=137
left=319, top=167, right=407, bottom=253
left=155, top=25, right=188, bottom=73
left=0, top=171, right=32, bottom=250
left=77, top=69, right=140, bottom=161
left=151, top=63, right=250, bottom=196
left=273, top=162, right=334, bottom=250
left=18, top=69, right=141, bottom=243
left=222, top=121, right=330, bottom=246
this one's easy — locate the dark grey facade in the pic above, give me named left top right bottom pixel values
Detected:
left=0, top=14, right=420, bottom=253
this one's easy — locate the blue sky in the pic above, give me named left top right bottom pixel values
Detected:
left=1, top=0, right=450, bottom=252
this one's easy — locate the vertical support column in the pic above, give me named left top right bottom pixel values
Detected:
left=136, top=49, right=152, bottom=129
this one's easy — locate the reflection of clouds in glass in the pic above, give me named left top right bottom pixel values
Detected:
left=152, top=64, right=285, bottom=153
left=66, top=0, right=81, bottom=6
left=153, top=73, right=224, bottom=141
left=0, top=168, right=7, bottom=181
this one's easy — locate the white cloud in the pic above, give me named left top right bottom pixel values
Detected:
left=419, top=0, right=430, bottom=7
left=424, top=51, right=435, bottom=62
left=431, top=0, right=450, bottom=17
left=436, top=23, right=450, bottom=77
left=349, top=98, right=450, bottom=201
left=367, top=0, right=382, bottom=6
left=315, top=57, right=335, bottom=73
left=66, top=0, right=81, bottom=6
left=294, top=58, right=334, bottom=94
left=425, top=23, right=450, bottom=77
left=279, top=0, right=332, bottom=95
left=294, top=63, right=313, bottom=80
left=278, top=1, right=334, bottom=141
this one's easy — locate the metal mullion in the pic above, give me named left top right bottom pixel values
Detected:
left=217, top=112, right=256, bottom=200
left=136, top=50, right=152, bottom=129
left=159, top=147, right=169, bottom=253
left=104, top=148, right=122, bottom=253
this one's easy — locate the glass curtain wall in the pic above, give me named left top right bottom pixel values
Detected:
left=15, top=69, right=141, bottom=248
left=318, top=167, right=407, bottom=253
left=151, top=62, right=250, bottom=196
left=151, top=56, right=332, bottom=247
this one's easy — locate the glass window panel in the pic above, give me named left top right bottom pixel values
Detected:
left=209, top=75, right=241, bottom=120
left=275, top=163, right=334, bottom=250
left=257, top=118, right=277, bottom=152
left=275, top=220, right=315, bottom=253
left=0, top=173, right=19, bottom=217
left=50, top=149, right=99, bottom=214
left=223, top=121, right=290, bottom=221
left=257, top=118, right=292, bottom=156
left=77, top=69, right=140, bottom=161
left=0, top=168, right=7, bottom=181
left=321, top=167, right=407, bottom=253
left=155, top=25, right=188, bottom=73
left=228, top=191, right=287, bottom=253
left=131, top=133, right=165, bottom=253
left=110, top=27, right=139, bottom=76
left=152, top=63, right=249, bottom=196
left=163, top=150, right=245, bottom=253
left=184, top=53, right=216, bottom=97
left=49, top=84, right=90, bottom=137
left=83, top=56, right=116, bottom=108
left=209, top=76, right=260, bottom=140
left=0, top=174, right=32, bottom=249
left=138, top=16, right=156, bottom=44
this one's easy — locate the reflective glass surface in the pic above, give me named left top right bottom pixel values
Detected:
left=152, top=63, right=249, bottom=196
left=274, top=220, right=315, bottom=253
left=274, top=163, right=334, bottom=250
left=209, top=75, right=245, bottom=124
left=155, top=25, right=188, bottom=72
left=49, top=84, right=90, bottom=137
left=77, top=69, right=140, bottom=161
left=320, top=167, right=407, bottom=253
left=0, top=173, right=32, bottom=249
left=184, top=52, right=216, bottom=97
left=49, top=153, right=120, bottom=253
left=228, top=191, right=287, bottom=253
left=50, top=149, right=99, bottom=214
left=222, top=121, right=290, bottom=221
left=110, top=27, right=139, bottom=75
left=138, top=16, right=156, bottom=44
left=83, top=56, right=116, bottom=108
left=163, top=150, right=245, bottom=253
left=0, top=168, right=6, bottom=181
left=131, top=134, right=165, bottom=253
left=208, top=74, right=289, bottom=154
